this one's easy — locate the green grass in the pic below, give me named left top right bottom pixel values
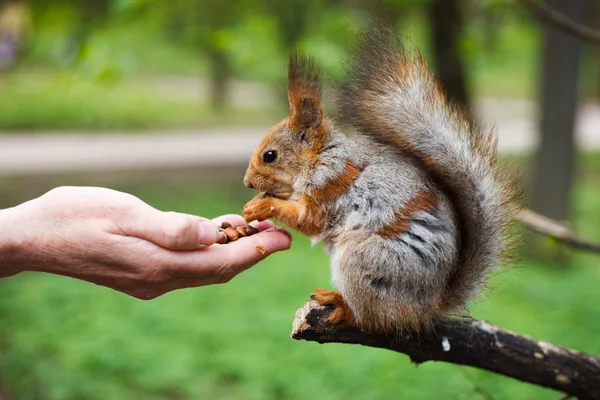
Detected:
left=0, top=70, right=277, bottom=131
left=0, top=155, right=599, bottom=400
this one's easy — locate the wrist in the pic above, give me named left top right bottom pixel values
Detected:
left=0, top=206, right=26, bottom=277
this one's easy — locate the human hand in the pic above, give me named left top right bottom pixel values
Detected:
left=0, top=186, right=291, bottom=299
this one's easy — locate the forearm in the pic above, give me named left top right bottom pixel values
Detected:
left=0, top=206, right=24, bottom=277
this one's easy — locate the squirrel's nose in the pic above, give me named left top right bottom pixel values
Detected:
left=244, top=177, right=254, bottom=189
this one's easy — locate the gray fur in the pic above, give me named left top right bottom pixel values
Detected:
left=293, top=29, right=509, bottom=332
left=302, top=133, right=460, bottom=331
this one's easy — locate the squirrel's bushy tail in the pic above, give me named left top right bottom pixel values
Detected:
left=338, top=28, right=518, bottom=311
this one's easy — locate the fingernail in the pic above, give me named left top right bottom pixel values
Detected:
left=250, top=220, right=275, bottom=231
left=198, top=221, right=219, bottom=245
left=277, top=227, right=293, bottom=241
left=266, top=226, right=293, bottom=241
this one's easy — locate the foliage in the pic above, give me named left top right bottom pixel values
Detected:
left=10, top=0, right=551, bottom=87
left=0, top=70, right=277, bottom=130
left=1, top=0, right=566, bottom=130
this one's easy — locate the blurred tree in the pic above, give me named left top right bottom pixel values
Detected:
left=261, top=0, right=322, bottom=103
left=72, top=0, right=110, bottom=57
left=426, top=0, right=471, bottom=110
left=265, top=0, right=319, bottom=51
left=529, top=0, right=588, bottom=257
left=162, top=0, right=245, bottom=112
left=479, top=0, right=504, bottom=53
left=26, top=0, right=111, bottom=65
left=359, top=0, right=404, bottom=26
left=348, top=0, right=472, bottom=109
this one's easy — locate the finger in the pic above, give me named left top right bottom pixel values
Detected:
left=212, top=214, right=276, bottom=231
left=217, top=227, right=292, bottom=276
left=163, top=227, right=292, bottom=282
left=250, top=220, right=276, bottom=231
left=127, top=210, right=220, bottom=249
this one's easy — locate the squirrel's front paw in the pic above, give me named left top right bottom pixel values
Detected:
left=243, top=196, right=276, bottom=222
left=311, top=288, right=356, bottom=325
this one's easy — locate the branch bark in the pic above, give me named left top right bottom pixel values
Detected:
left=520, top=0, right=600, bottom=46
left=427, top=0, right=471, bottom=110
left=292, top=300, right=600, bottom=399
left=518, top=209, right=600, bottom=254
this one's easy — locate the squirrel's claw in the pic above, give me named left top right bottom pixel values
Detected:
left=242, top=196, right=276, bottom=223
left=311, top=288, right=356, bottom=325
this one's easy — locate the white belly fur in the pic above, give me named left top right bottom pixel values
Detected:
left=327, top=242, right=347, bottom=292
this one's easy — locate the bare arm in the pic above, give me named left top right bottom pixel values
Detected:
left=0, top=206, right=22, bottom=278
left=0, top=186, right=292, bottom=299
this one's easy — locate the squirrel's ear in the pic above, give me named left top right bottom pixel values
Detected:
left=287, top=52, right=323, bottom=129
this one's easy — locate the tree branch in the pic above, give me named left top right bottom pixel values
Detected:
left=292, top=300, right=600, bottom=399
left=518, top=209, right=600, bottom=254
left=520, top=0, right=600, bottom=46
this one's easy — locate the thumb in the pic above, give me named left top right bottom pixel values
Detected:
left=126, top=210, right=220, bottom=250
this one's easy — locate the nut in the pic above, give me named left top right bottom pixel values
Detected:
left=216, top=231, right=228, bottom=244
left=236, top=226, right=247, bottom=237
left=215, top=224, right=260, bottom=244
left=223, top=227, right=240, bottom=241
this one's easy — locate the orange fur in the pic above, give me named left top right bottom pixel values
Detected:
left=311, top=288, right=356, bottom=325
left=287, top=52, right=323, bottom=130
left=243, top=53, right=336, bottom=234
left=287, top=52, right=332, bottom=149
left=242, top=31, right=521, bottom=334
left=243, top=193, right=325, bottom=236
left=378, top=191, right=438, bottom=238
left=311, top=161, right=362, bottom=202
left=243, top=82, right=333, bottom=200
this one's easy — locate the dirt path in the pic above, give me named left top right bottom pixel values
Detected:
left=0, top=98, right=598, bottom=176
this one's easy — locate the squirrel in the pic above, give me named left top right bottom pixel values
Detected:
left=242, top=28, right=518, bottom=333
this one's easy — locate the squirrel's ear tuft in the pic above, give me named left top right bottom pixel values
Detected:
left=288, top=51, right=323, bottom=129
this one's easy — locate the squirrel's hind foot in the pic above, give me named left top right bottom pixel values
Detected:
left=311, top=288, right=356, bottom=325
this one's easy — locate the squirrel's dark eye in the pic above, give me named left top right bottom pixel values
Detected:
left=263, top=150, right=278, bottom=163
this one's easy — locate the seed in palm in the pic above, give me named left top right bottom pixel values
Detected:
left=217, top=222, right=260, bottom=243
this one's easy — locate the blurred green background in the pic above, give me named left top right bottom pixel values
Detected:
left=1, top=0, right=600, bottom=399
left=1, top=0, right=592, bottom=131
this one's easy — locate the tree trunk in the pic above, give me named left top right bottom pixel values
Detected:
left=529, top=0, right=587, bottom=260
left=276, top=1, right=308, bottom=50
left=73, top=0, right=109, bottom=60
left=269, top=0, right=311, bottom=106
left=364, top=1, right=403, bottom=27
left=427, top=0, right=471, bottom=110
left=208, top=48, right=229, bottom=112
